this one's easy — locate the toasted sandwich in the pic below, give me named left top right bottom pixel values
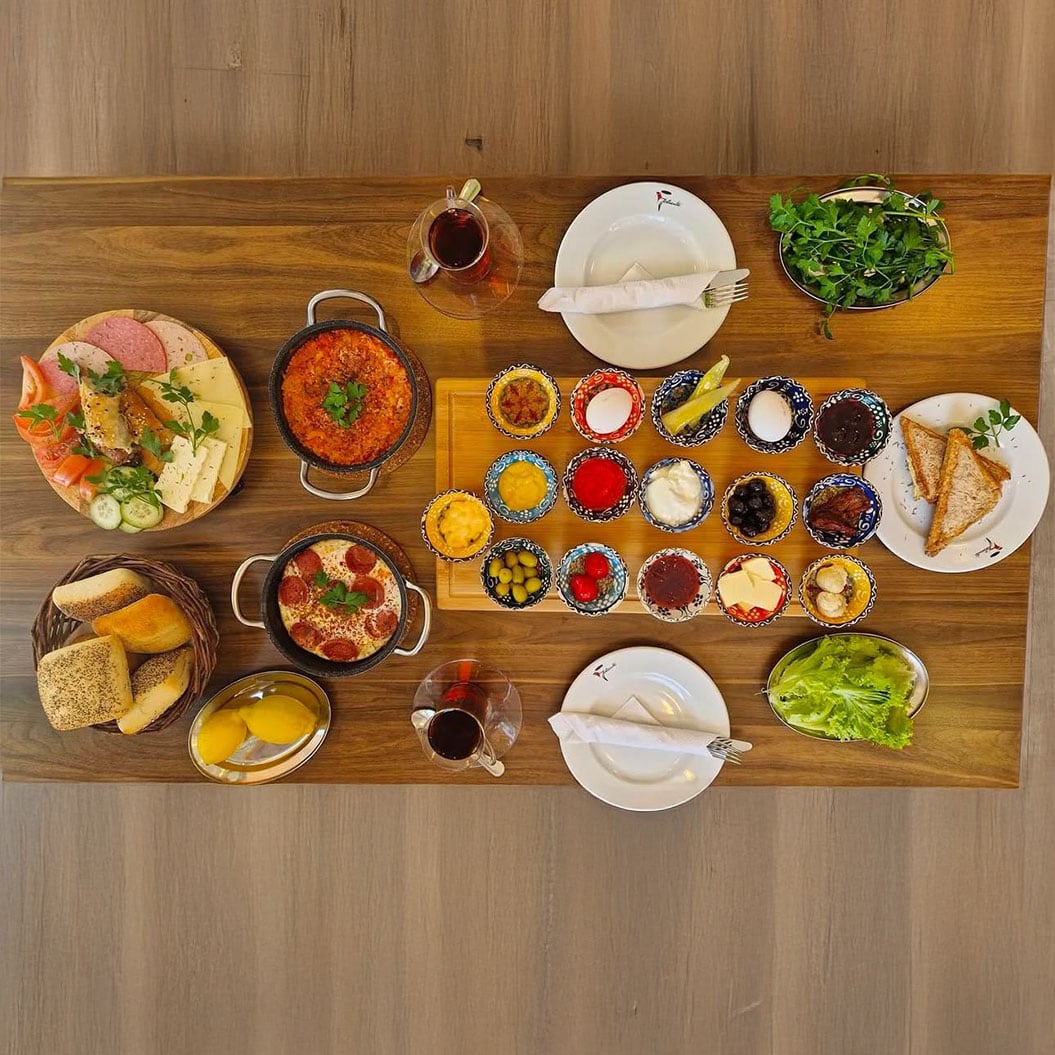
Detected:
left=925, top=428, right=1006, bottom=556
left=902, top=416, right=1011, bottom=504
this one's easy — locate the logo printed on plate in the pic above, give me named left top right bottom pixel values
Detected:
left=592, top=661, right=616, bottom=681
left=656, top=189, right=682, bottom=212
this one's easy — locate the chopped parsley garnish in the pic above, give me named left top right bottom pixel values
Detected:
left=313, top=570, right=368, bottom=614
left=321, top=380, right=367, bottom=428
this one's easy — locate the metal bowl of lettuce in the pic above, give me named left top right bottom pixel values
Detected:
left=765, top=633, right=928, bottom=749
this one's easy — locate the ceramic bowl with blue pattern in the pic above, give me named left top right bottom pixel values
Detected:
left=556, top=543, right=628, bottom=616
left=636, top=548, right=712, bottom=623
left=802, top=473, right=883, bottom=548
left=638, top=457, right=713, bottom=532
left=562, top=447, right=638, bottom=523
left=650, top=369, right=730, bottom=447
left=479, top=537, right=551, bottom=610
left=734, top=376, right=814, bottom=454
left=483, top=449, right=559, bottom=524
left=812, top=388, right=892, bottom=466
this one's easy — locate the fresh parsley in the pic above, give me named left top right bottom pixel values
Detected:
left=769, top=175, right=954, bottom=339
left=313, top=570, right=368, bottom=614
left=65, top=409, right=101, bottom=458
left=86, top=464, right=162, bottom=511
left=15, top=402, right=66, bottom=440
left=321, top=380, right=367, bottom=428
left=964, top=399, right=1021, bottom=450
left=140, top=427, right=174, bottom=463
left=147, top=372, right=220, bottom=454
left=58, top=352, right=127, bottom=395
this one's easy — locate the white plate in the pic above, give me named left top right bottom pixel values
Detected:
left=553, top=182, right=736, bottom=370
left=558, top=646, right=729, bottom=811
left=863, top=393, right=1049, bottom=572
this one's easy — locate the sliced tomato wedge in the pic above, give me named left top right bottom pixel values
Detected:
left=52, top=454, right=95, bottom=487
left=32, top=433, right=79, bottom=477
left=13, top=391, right=79, bottom=446
left=77, top=458, right=106, bottom=499
left=18, top=355, right=51, bottom=408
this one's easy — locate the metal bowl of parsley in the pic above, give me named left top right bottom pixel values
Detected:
left=771, top=177, right=953, bottom=339
left=269, top=289, right=420, bottom=499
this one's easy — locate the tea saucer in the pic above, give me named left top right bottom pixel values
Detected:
left=557, top=646, right=729, bottom=811
left=406, top=196, right=524, bottom=319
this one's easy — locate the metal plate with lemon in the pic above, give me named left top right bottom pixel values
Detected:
left=189, top=670, right=330, bottom=784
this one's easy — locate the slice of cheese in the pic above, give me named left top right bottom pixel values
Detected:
left=141, top=396, right=246, bottom=490
left=718, top=568, right=784, bottom=612
left=156, top=357, right=243, bottom=407
left=156, top=436, right=210, bottom=514
left=189, top=436, right=228, bottom=504
left=741, top=557, right=776, bottom=582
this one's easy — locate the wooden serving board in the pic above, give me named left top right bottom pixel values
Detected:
left=40, top=308, right=254, bottom=530
left=435, top=375, right=865, bottom=614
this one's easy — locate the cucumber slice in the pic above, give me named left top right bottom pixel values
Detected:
left=118, top=521, right=142, bottom=534
left=88, top=493, right=122, bottom=530
left=120, top=494, right=164, bottom=530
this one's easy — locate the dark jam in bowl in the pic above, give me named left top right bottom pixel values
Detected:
left=817, top=397, right=875, bottom=458
left=643, top=554, right=699, bottom=608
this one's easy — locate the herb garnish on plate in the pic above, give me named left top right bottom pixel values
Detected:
left=86, top=464, right=163, bottom=512
left=769, top=175, right=954, bottom=339
left=963, top=399, right=1021, bottom=450
left=147, top=371, right=220, bottom=454
left=321, top=380, right=367, bottom=428
left=314, top=571, right=368, bottom=614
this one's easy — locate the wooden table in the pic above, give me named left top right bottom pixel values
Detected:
left=0, top=175, right=1048, bottom=786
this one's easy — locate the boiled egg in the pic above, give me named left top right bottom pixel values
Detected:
left=585, top=387, right=633, bottom=435
left=747, top=390, right=793, bottom=443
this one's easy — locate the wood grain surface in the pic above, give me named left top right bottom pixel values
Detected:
left=435, top=373, right=865, bottom=614
left=0, top=174, right=1047, bottom=786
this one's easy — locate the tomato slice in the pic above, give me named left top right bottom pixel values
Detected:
left=77, top=459, right=106, bottom=499
left=32, top=434, right=78, bottom=477
left=13, top=391, right=79, bottom=446
left=18, top=356, right=50, bottom=408
left=52, top=454, right=94, bottom=487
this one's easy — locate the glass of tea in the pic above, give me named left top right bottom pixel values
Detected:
left=420, top=185, right=492, bottom=284
left=411, top=658, right=522, bottom=774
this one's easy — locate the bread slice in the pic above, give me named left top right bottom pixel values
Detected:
left=92, top=593, right=193, bottom=653
left=925, top=429, right=1005, bottom=556
left=36, top=635, right=133, bottom=730
left=902, top=417, right=1012, bottom=503
left=119, top=647, right=194, bottom=734
left=51, top=568, right=152, bottom=623
left=901, top=417, right=947, bottom=502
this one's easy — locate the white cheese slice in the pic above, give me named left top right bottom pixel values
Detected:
left=153, top=357, right=243, bottom=406
left=146, top=398, right=247, bottom=490
left=155, top=436, right=210, bottom=514
left=718, top=570, right=756, bottom=610
left=189, top=436, right=228, bottom=504
left=746, top=577, right=784, bottom=611
left=741, top=557, right=776, bottom=581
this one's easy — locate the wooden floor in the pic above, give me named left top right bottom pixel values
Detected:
left=1, top=2, right=1053, bottom=1053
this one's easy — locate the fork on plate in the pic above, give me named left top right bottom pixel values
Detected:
left=702, top=280, right=749, bottom=309
left=707, top=737, right=749, bottom=765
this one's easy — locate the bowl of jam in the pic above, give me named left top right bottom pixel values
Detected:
left=813, top=388, right=892, bottom=465
left=637, top=548, right=712, bottom=623
left=562, top=447, right=638, bottom=523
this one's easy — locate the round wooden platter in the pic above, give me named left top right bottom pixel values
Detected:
left=283, top=520, right=423, bottom=648
left=39, top=308, right=254, bottom=531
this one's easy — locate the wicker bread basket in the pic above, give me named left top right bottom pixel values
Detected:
left=31, top=554, right=219, bottom=733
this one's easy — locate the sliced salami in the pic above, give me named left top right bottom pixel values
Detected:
left=289, top=622, right=323, bottom=650
left=365, top=609, right=399, bottom=640
left=351, top=575, right=385, bottom=609
left=144, top=320, right=209, bottom=370
left=321, top=638, right=360, bottom=662
left=37, top=341, right=114, bottom=397
left=84, top=317, right=167, bottom=373
left=344, top=544, right=377, bottom=574
left=278, top=576, right=310, bottom=607
left=292, top=549, right=323, bottom=578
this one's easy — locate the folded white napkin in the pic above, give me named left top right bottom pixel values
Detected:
left=549, top=695, right=722, bottom=756
left=538, top=263, right=717, bottom=315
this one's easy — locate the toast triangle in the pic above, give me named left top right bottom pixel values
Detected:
left=901, top=417, right=947, bottom=502
left=925, top=428, right=1005, bottom=556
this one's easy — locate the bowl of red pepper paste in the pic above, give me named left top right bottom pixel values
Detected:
left=561, top=447, right=639, bottom=523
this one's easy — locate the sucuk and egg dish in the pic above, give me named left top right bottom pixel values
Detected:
left=277, top=539, right=401, bottom=663
left=423, top=492, right=493, bottom=560
left=281, top=329, right=412, bottom=466
left=800, top=557, right=873, bottom=625
left=488, top=366, right=559, bottom=438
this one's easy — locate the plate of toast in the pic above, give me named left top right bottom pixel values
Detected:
left=864, top=393, right=1049, bottom=572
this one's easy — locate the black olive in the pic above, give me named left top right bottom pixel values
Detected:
left=730, top=498, right=745, bottom=514
left=740, top=523, right=758, bottom=537
left=748, top=479, right=767, bottom=494
left=728, top=511, right=743, bottom=525
left=747, top=496, right=763, bottom=510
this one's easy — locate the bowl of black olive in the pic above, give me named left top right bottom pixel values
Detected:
left=720, top=473, right=797, bottom=546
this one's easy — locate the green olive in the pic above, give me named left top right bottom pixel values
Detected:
left=495, top=582, right=511, bottom=597
left=497, top=568, right=513, bottom=583
left=512, top=565, right=525, bottom=584
left=518, top=551, right=538, bottom=568
left=504, top=551, right=519, bottom=568
left=488, top=558, right=503, bottom=578
left=512, top=583, right=528, bottom=604
left=525, top=577, right=542, bottom=594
